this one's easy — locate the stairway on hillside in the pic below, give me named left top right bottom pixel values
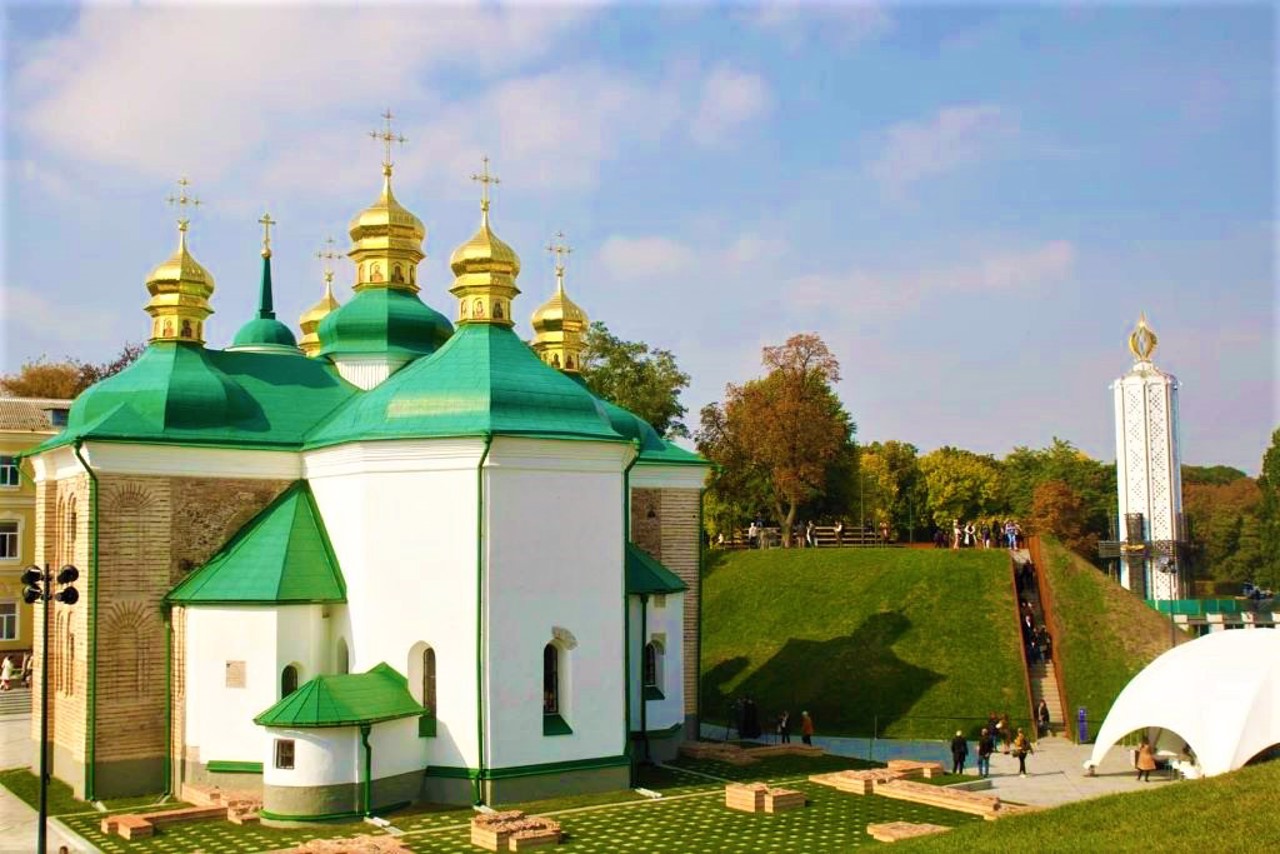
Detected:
left=0, top=687, right=32, bottom=717
left=1028, top=661, right=1064, bottom=735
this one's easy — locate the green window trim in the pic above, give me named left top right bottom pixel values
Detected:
left=418, top=712, right=437, bottom=738
left=543, top=713, right=573, bottom=736
left=643, top=685, right=665, bottom=701
left=207, top=760, right=264, bottom=774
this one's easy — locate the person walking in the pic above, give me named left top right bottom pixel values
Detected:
left=1136, top=737, right=1158, bottom=782
left=0, top=656, right=12, bottom=692
left=778, top=710, right=791, bottom=744
left=1012, top=728, right=1033, bottom=777
left=800, top=711, right=814, bottom=745
left=833, top=520, right=844, bottom=547
left=977, top=727, right=995, bottom=778
left=1005, top=520, right=1017, bottom=549
left=952, top=520, right=961, bottom=550
left=1037, top=699, right=1051, bottom=737
left=805, top=520, right=816, bottom=548
left=950, top=730, right=969, bottom=775
left=999, top=713, right=1013, bottom=753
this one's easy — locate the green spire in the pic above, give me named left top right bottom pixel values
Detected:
left=256, top=252, right=276, bottom=319
left=230, top=229, right=302, bottom=353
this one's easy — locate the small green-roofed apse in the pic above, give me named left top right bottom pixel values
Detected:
left=626, top=542, right=687, bottom=595
left=254, top=662, right=422, bottom=728
left=316, top=287, right=452, bottom=359
left=306, top=322, right=626, bottom=447
left=166, top=481, right=346, bottom=605
left=34, top=341, right=357, bottom=453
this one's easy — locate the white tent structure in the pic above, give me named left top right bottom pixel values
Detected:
left=1085, top=629, right=1280, bottom=778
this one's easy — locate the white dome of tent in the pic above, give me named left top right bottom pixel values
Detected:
left=1084, top=629, right=1280, bottom=778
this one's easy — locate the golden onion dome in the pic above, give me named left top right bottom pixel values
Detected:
left=301, top=279, right=341, bottom=330
left=146, top=228, right=214, bottom=292
left=448, top=208, right=521, bottom=278
left=530, top=281, right=588, bottom=333
left=348, top=169, right=426, bottom=245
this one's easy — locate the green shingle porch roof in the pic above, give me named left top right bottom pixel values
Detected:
left=254, top=663, right=423, bottom=728
left=306, top=322, right=626, bottom=448
left=166, top=481, right=346, bottom=605
left=626, top=542, right=687, bottom=595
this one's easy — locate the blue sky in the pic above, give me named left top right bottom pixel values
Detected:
left=1, top=2, right=1274, bottom=472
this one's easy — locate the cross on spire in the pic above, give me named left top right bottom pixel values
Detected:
left=258, top=212, right=277, bottom=258
left=471, top=155, right=500, bottom=213
left=166, top=177, right=202, bottom=232
left=546, top=231, right=572, bottom=292
left=369, top=109, right=406, bottom=176
left=315, top=236, right=340, bottom=284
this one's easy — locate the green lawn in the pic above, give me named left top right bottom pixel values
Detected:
left=1039, top=539, right=1181, bottom=736
left=898, top=759, right=1280, bottom=852
left=701, top=548, right=1030, bottom=738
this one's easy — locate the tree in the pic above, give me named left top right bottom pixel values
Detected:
left=1183, top=478, right=1263, bottom=583
left=1182, top=464, right=1249, bottom=486
left=1030, top=480, right=1094, bottom=555
left=918, top=447, right=1002, bottom=527
left=1, top=342, right=144, bottom=399
left=858, top=440, right=926, bottom=542
left=579, top=322, right=691, bottom=439
left=1001, top=438, right=1114, bottom=543
left=1254, top=428, right=1280, bottom=589
left=698, top=334, right=856, bottom=547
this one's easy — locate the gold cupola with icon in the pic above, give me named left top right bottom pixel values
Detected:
left=299, top=238, right=343, bottom=357
left=348, top=111, right=426, bottom=293
left=448, top=157, right=521, bottom=326
left=530, top=232, right=588, bottom=372
left=144, top=178, right=215, bottom=345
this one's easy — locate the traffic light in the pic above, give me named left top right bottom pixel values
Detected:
left=56, top=566, right=79, bottom=585
left=21, top=566, right=42, bottom=605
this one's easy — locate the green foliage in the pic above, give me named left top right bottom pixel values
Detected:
left=1255, top=428, right=1280, bottom=589
left=0, top=342, right=144, bottom=399
left=900, top=759, right=1280, bottom=852
left=1040, top=539, right=1177, bottom=731
left=1182, top=464, right=1249, bottom=485
left=918, top=446, right=1002, bottom=526
left=701, top=548, right=1030, bottom=738
left=1002, top=438, right=1114, bottom=547
left=579, top=321, right=690, bottom=438
left=1183, top=478, right=1264, bottom=583
left=0, top=768, right=86, bottom=815
left=857, top=441, right=927, bottom=541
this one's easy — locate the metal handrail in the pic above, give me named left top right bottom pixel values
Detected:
left=1028, top=535, right=1072, bottom=740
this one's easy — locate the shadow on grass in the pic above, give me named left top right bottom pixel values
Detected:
left=701, top=610, right=944, bottom=737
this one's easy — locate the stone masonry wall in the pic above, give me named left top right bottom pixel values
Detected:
left=630, top=486, right=703, bottom=718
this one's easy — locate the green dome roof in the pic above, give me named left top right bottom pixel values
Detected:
left=316, top=288, right=452, bottom=359
left=306, top=323, right=624, bottom=448
left=567, top=374, right=706, bottom=467
left=232, top=317, right=299, bottom=350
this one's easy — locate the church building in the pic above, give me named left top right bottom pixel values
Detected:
left=24, top=126, right=708, bottom=820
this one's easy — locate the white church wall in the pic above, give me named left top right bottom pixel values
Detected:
left=263, top=727, right=357, bottom=788
left=277, top=605, right=328, bottom=688
left=484, top=438, right=631, bottom=771
left=186, top=607, right=279, bottom=765
left=305, top=440, right=485, bottom=771
left=369, top=716, right=424, bottom=780
left=628, top=592, right=685, bottom=732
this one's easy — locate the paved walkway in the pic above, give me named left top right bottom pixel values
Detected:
left=0, top=714, right=88, bottom=853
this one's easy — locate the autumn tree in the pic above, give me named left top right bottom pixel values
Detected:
left=580, top=322, right=691, bottom=438
left=918, top=446, right=1002, bottom=527
left=698, top=334, right=855, bottom=547
left=1252, top=428, right=1280, bottom=589
left=1030, top=480, right=1094, bottom=555
left=1, top=342, right=144, bottom=399
left=857, top=440, right=927, bottom=542
left=1001, top=438, right=1114, bottom=541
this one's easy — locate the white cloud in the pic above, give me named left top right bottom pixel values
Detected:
left=748, top=2, right=892, bottom=50
left=0, top=286, right=123, bottom=350
left=868, top=104, right=1018, bottom=193
left=786, top=240, right=1076, bottom=316
left=596, top=236, right=698, bottom=280
left=690, top=65, right=773, bottom=147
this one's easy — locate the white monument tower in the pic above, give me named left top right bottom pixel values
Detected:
left=1112, top=313, right=1185, bottom=601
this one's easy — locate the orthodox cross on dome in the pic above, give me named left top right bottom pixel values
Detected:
left=315, top=236, right=340, bottom=284
left=545, top=231, right=572, bottom=291
left=258, top=212, right=277, bottom=258
left=1128, top=312, right=1158, bottom=362
left=369, top=109, right=406, bottom=176
left=471, top=155, right=500, bottom=213
left=166, top=176, right=202, bottom=233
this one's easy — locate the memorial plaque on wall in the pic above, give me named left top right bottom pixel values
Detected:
left=226, top=660, right=246, bottom=688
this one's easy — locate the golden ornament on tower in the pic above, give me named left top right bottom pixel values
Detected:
left=1128, top=312, right=1158, bottom=362
left=531, top=231, right=589, bottom=372
left=299, top=237, right=343, bottom=357
left=348, top=109, right=426, bottom=293
left=448, top=155, right=521, bottom=327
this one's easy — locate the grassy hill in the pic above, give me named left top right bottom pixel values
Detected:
left=898, top=759, right=1280, bottom=852
left=700, top=547, right=1030, bottom=739
left=1038, top=538, right=1183, bottom=736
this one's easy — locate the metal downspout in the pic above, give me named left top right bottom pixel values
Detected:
left=639, top=593, right=649, bottom=763
left=163, top=607, right=173, bottom=797
left=360, top=724, right=373, bottom=817
left=474, top=435, right=494, bottom=805
left=622, top=441, right=640, bottom=785
left=72, top=439, right=99, bottom=801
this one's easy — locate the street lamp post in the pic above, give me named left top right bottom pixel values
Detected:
left=22, top=564, right=79, bottom=854
left=1157, top=558, right=1177, bottom=650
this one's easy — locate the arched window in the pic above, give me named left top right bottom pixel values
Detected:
left=543, top=644, right=559, bottom=715
left=422, top=648, right=436, bottom=715
left=643, top=642, right=658, bottom=688
left=281, top=665, right=299, bottom=698
left=336, top=638, right=349, bottom=675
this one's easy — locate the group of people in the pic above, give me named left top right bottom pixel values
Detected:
left=937, top=519, right=1023, bottom=550
left=951, top=713, right=1035, bottom=778
left=732, top=696, right=815, bottom=745
left=0, top=654, right=32, bottom=691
